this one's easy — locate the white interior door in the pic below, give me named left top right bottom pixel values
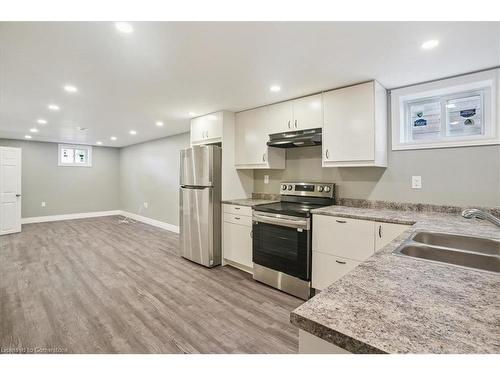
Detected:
left=0, top=147, right=22, bottom=235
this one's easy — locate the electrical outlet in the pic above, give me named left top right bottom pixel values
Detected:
left=411, top=176, right=422, bottom=189
left=264, top=175, right=269, bottom=184
left=41, top=201, right=46, bottom=207
left=143, top=202, right=148, bottom=209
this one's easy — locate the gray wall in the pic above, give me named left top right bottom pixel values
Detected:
left=254, top=145, right=500, bottom=207
left=0, top=139, right=121, bottom=218
left=119, top=132, right=190, bottom=226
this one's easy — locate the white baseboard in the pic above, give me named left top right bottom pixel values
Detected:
left=118, top=211, right=180, bottom=234
left=21, top=210, right=179, bottom=234
left=21, top=210, right=121, bottom=224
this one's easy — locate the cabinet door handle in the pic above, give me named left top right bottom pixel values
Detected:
left=250, top=231, right=253, bottom=238
left=335, top=260, right=346, bottom=265
left=325, top=149, right=329, bottom=159
left=287, top=120, right=291, bottom=129
left=378, top=225, right=382, bottom=238
left=262, top=153, right=266, bottom=162
left=294, top=120, right=297, bottom=128
left=336, top=219, right=347, bottom=223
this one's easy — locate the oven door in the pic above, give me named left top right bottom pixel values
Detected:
left=252, top=211, right=311, bottom=281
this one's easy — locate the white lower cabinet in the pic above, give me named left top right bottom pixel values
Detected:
left=222, top=204, right=253, bottom=271
left=312, top=214, right=410, bottom=291
left=375, top=222, right=410, bottom=251
left=312, top=252, right=360, bottom=291
left=298, top=330, right=350, bottom=354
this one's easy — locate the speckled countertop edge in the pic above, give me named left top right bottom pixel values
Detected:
left=290, top=205, right=500, bottom=354
left=221, top=198, right=279, bottom=207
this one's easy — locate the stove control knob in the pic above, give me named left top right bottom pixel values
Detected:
left=324, top=186, right=331, bottom=193
left=282, top=184, right=287, bottom=190
left=287, top=185, right=293, bottom=191
left=317, top=186, right=324, bottom=192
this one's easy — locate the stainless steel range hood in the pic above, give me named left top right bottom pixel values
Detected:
left=267, top=128, right=322, bottom=148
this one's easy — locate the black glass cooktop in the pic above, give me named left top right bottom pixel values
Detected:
left=254, top=201, right=328, bottom=218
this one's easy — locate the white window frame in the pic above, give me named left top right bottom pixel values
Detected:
left=391, top=69, right=499, bottom=150
left=58, top=144, right=93, bottom=167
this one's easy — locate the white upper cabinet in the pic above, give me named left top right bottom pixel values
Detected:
left=235, top=107, right=285, bottom=169
left=322, top=81, right=387, bottom=167
left=292, top=94, right=323, bottom=131
left=266, top=94, right=323, bottom=134
left=267, top=101, right=293, bottom=134
left=190, top=112, right=223, bottom=145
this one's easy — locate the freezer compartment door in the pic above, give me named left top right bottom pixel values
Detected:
left=180, top=146, right=212, bottom=187
left=180, top=186, right=220, bottom=267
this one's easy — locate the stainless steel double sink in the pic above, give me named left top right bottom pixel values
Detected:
left=393, top=231, right=500, bottom=273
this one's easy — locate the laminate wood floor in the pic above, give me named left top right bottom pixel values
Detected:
left=0, top=216, right=302, bottom=354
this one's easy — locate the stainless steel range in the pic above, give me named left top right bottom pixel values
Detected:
left=252, top=182, right=335, bottom=300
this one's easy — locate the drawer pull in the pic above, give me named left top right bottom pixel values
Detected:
left=234, top=207, right=240, bottom=210
left=335, top=260, right=347, bottom=265
left=336, top=219, right=347, bottom=223
left=234, top=217, right=240, bottom=220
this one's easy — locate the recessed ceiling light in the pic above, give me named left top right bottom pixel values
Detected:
left=110, top=136, right=117, bottom=141
left=115, top=22, right=133, bottom=34
left=129, top=130, right=137, bottom=135
left=24, top=135, right=32, bottom=139
left=36, top=119, right=47, bottom=125
left=421, top=39, right=439, bottom=50
left=48, top=104, right=60, bottom=111
left=270, top=85, right=281, bottom=92
left=29, top=128, right=39, bottom=133
left=96, top=141, right=103, bottom=145
left=188, top=112, right=197, bottom=117
left=63, top=84, right=78, bottom=93
left=155, top=121, right=164, bottom=127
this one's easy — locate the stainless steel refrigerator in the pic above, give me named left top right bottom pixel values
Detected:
left=179, top=145, right=222, bottom=267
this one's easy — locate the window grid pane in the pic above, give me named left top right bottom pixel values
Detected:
left=445, top=93, right=483, bottom=137
left=406, top=99, right=441, bottom=142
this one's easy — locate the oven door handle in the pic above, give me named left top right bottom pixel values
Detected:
left=252, top=213, right=309, bottom=230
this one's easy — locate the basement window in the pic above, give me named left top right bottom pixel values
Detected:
left=391, top=69, right=499, bottom=150
left=58, top=144, right=92, bottom=167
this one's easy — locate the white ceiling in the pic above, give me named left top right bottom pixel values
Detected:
left=1, top=21, right=499, bottom=147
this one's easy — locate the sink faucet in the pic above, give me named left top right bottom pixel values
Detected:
left=462, top=209, right=500, bottom=228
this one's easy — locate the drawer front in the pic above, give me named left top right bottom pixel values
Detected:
left=313, top=214, right=375, bottom=261
left=223, top=212, right=252, bottom=227
left=223, top=204, right=252, bottom=217
left=312, top=252, right=360, bottom=291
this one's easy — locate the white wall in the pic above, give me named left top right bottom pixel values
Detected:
left=119, top=133, right=190, bottom=226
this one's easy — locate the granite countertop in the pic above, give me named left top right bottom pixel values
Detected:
left=290, top=205, right=500, bottom=354
left=221, top=198, right=279, bottom=207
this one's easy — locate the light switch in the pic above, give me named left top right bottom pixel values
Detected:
left=264, top=175, right=269, bottom=184
left=411, top=176, right=422, bottom=189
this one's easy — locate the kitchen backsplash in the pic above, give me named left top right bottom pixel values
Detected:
left=253, top=145, right=500, bottom=207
